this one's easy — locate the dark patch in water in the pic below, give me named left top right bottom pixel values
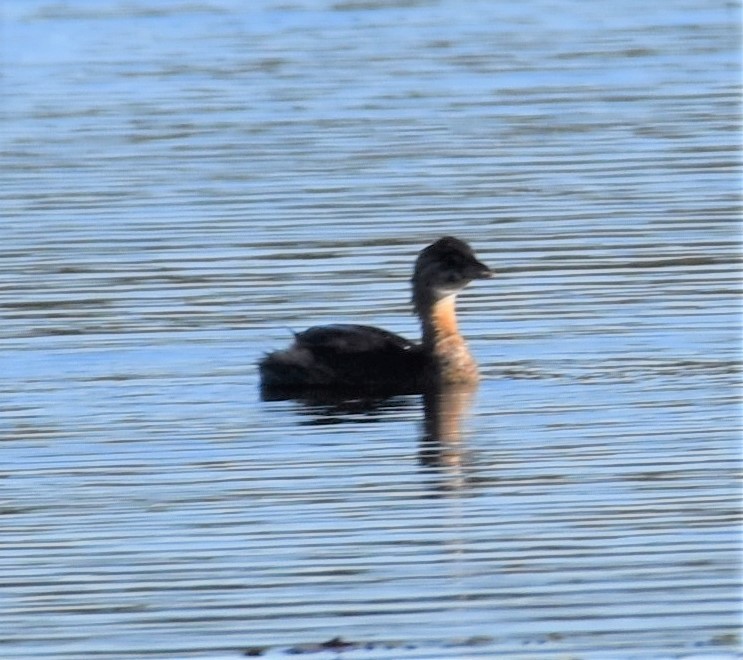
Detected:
left=243, top=634, right=495, bottom=656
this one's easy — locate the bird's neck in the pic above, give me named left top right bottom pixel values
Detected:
left=421, top=294, right=459, bottom=345
left=418, top=295, right=479, bottom=384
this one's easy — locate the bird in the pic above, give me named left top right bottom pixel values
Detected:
left=259, top=236, right=493, bottom=395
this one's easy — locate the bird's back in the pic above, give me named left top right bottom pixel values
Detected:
left=259, top=324, right=426, bottom=395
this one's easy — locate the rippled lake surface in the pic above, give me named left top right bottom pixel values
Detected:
left=2, top=1, right=741, bottom=658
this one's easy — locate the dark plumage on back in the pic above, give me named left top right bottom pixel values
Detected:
left=297, top=324, right=417, bottom=353
left=259, top=324, right=425, bottom=393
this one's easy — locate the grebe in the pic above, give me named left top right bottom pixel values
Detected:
left=259, top=236, right=493, bottom=394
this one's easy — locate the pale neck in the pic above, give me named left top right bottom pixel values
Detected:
left=420, top=294, right=461, bottom=347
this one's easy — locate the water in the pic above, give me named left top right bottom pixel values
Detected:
left=1, top=0, right=740, bottom=658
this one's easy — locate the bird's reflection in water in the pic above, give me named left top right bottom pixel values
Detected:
left=261, top=383, right=478, bottom=490
left=419, top=384, right=477, bottom=481
left=261, top=387, right=418, bottom=423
